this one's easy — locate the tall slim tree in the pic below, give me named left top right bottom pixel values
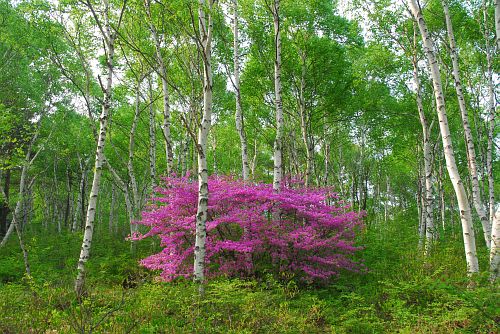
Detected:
left=441, top=0, right=490, bottom=248
left=193, top=0, right=214, bottom=292
left=270, top=0, right=283, bottom=192
left=408, top=0, right=479, bottom=273
left=75, top=0, right=127, bottom=295
left=233, top=0, right=250, bottom=181
left=410, top=21, right=434, bottom=253
left=144, top=0, right=174, bottom=175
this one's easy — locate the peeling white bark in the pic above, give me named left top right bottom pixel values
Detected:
left=271, top=0, right=283, bottom=192
left=409, top=0, right=479, bottom=273
left=193, top=0, right=214, bottom=290
left=490, top=206, right=500, bottom=281
left=148, top=78, right=157, bottom=190
left=410, top=26, right=434, bottom=253
left=233, top=0, right=250, bottom=181
left=75, top=0, right=121, bottom=294
left=442, top=0, right=491, bottom=248
left=144, top=0, right=173, bottom=175
left=483, top=2, right=497, bottom=232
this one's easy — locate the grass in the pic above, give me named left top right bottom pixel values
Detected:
left=0, top=214, right=498, bottom=333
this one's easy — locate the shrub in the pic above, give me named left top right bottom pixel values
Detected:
left=133, top=175, right=364, bottom=283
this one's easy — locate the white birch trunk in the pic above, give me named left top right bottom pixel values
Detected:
left=439, top=160, right=446, bottom=231
left=148, top=79, right=157, bottom=190
left=495, top=0, right=500, bottom=49
left=411, top=26, right=434, bottom=253
left=271, top=0, right=283, bottom=192
left=144, top=0, right=173, bottom=175
left=233, top=0, right=250, bottom=181
left=75, top=0, right=118, bottom=294
left=409, top=0, right=479, bottom=273
left=193, top=0, right=214, bottom=290
left=298, top=51, right=313, bottom=187
left=126, top=76, right=144, bottom=241
left=483, top=3, right=497, bottom=230
left=442, top=0, right=491, bottom=248
left=251, top=138, right=258, bottom=180
left=490, top=206, right=500, bottom=281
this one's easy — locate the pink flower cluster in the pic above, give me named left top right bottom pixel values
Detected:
left=133, top=175, right=364, bottom=283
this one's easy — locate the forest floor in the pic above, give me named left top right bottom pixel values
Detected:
left=0, top=213, right=498, bottom=333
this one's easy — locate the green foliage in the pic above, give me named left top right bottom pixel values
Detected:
left=1, top=216, right=498, bottom=333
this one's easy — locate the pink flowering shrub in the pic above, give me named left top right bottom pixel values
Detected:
left=133, top=175, right=364, bottom=283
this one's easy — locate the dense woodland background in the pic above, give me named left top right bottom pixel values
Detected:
left=0, top=0, right=499, bottom=332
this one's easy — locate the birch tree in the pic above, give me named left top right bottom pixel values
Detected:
left=483, top=1, right=497, bottom=231
left=75, top=0, right=127, bottom=295
left=410, top=22, right=434, bottom=253
left=193, top=0, right=214, bottom=291
left=495, top=0, right=500, bottom=49
left=441, top=0, right=490, bottom=248
left=491, top=206, right=500, bottom=281
left=144, top=0, right=174, bottom=175
left=270, top=0, right=284, bottom=192
left=408, top=0, right=479, bottom=273
left=233, top=0, right=250, bottom=181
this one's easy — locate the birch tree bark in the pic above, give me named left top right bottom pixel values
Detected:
left=298, top=50, right=314, bottom=187
left=490, top=206, right=500, bottom=281
left=411, top=24, right=434, bottom=253
left=442, top=0, right=491, bottom=248
left=75, top=0, right=125, bottom=295
left=193, top=0, right=214, bottom=291
left=127, top=74, right=143, bottom=238
left=271, top=0, right=283, bottom=192
left=144, top=0, right=173, bottom=175
left=495, top=0, right=500, bottom=49
left=148, top=77, right=157, bottom=190
left=409, top=0, right=479, bottom=273
left=251, top=138, right=258, bottom=180
left=483, top=2, right=496, bottom=229
left=233, top=0, right=250, bottom=181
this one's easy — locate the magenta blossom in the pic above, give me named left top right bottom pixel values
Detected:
left=133, top=175, right=364, bottom=283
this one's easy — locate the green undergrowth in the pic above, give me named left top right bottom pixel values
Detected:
left=0, top=216, right=498, bottom=333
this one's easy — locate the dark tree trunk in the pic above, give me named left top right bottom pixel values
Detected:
left=0, top=170, right=11, bottom=237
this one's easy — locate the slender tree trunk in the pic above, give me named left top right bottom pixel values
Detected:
left=233, top=0, right=250, bottom=181
left=251, top=138, right=258, bottom=180
left=0, top=170, right=11, bottom=237
left=106, top=160, right=134, bottom=241
left=109, top=183, right=116, bottom=234
left=490, top=206, right=500, bottom=281
left=495, top=0, right=500, bottom=49
left=148, top=78, right=157, bottom=190
left=72, top=157, right=88, bottom=232
left=75, top=0, right=119, bottom=295
left=409, top=0, right=479, bottom=273
left=271, top=0, right=283, bottom=192
left=193, top=0, right=214, bottom=292
left=144, top=0, right=173, bottom=175
left=124, top=76, right=144, bottom=252
left=442, top=0, right=491, bottom=248
left=297, top=51, right=313, bottom=187
left=418, top=174, right=426, bottom=249
left=64, top=166, right=71, bottom=229
left=439, top=159, right=446, bottom=231
left=483, top=3, right=496, bottom=229
left=411, top=25, right=434, bottom=253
